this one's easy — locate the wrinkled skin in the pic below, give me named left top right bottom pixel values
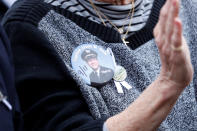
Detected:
left=154, top=0, right=193, bottom=88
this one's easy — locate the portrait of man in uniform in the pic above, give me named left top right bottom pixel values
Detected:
left=81, top=49, right=114, bottom=86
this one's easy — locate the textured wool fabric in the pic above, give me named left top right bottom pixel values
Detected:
left=38, top=10, right=197, bottom=130
left=2, top=0, right=197, bottom=130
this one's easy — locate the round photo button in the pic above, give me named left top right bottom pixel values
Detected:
left=71, top=44, right=115, bottom=87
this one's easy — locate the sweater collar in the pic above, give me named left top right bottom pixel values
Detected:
left=76, top=0, right=166, bottom=49
left=3, top=0, right=166, bottom=50
left=53, top=0, right=165, bottom=49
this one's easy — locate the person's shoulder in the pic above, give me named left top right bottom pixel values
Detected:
left=2, top=0, right=51, bottom=26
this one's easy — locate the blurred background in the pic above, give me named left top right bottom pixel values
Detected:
left=0, top=0, right=17, bottom=22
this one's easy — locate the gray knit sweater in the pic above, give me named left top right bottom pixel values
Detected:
left=36, top=0, right=197, bottom=130
left=3, top=0, right=197, bottom=130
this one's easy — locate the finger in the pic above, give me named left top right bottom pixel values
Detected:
left=155, top=0, right=172, bottom=68
left=161, top=0, right=178, bottom=63
left=156, top=34, right=171, bottom=70
left=160, top=18, right=182, bottom=69
left=170, top=18, right=183, bottom=65
left=158, top=0, right=171, bottom=36
left=165, top=0, right=180, bottom=45
left=171, top=18, right=182, bottom=48
left=156, top=0, right=171, bottom=51
left=154, top=24, right=162, bottom=49
left=161, top=0, right=180, bottom=68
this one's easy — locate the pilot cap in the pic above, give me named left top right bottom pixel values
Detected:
left=81, top=49, right=97, bottom=62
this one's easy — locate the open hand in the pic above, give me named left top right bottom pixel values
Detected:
left=154, top=0, right=193, bottom=88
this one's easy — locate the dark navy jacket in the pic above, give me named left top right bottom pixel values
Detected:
left=0, top=25, right=23, bottom=131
